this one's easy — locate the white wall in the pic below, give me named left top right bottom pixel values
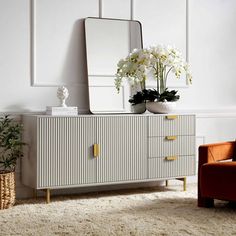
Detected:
left=180, top=0, right=236, bottom=110
left=1, top=0, right=236, bottom=112
left=1, top=0, right=236, bottom=198
left=0, top=0, right=92, bottom=113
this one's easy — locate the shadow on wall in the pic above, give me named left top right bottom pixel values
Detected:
left=61, top=19, right=90, bottom=110
left=2, top=105, right=33, bottom=114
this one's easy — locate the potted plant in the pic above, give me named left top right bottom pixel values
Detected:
left=129, top=88, right=180, bottom=113
left=0, top=115, right=25, bottom=209
left=115, top=45, right=192, bottom=113
left=128, top=91, right=146, bottom=113
left=128, top=88, right=162, bottom=113
left=145, top=88, right=180, bottom=113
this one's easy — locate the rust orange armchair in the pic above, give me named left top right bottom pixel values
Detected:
left=198, top=141, right=236, bottom=207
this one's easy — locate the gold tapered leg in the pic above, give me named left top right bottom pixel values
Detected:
left=46, top=189, right=50, bottom=204
left=183, top=177, right=186, bottom=191
left=165, top=180, right=168, bottom=187
left=176, top=177, right=187, bottom=191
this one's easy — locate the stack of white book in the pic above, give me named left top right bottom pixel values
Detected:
left=46, top=106, right=78, bottom=116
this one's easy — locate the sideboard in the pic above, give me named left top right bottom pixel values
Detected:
left=22, top=114, right=196, bottom=203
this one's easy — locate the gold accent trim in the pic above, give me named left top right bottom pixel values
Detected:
left=165, top=136, right=177, bottom=140
left=165, top=156, right=177, bottom=161
left=166, top=115, right=178, bottom=120
left=183, top=177, right=187, bottom=191
left=176, top=177, right=187, bottom=191
left=93, top=144, right=100, bottom=157
left=46, top=189, right=50, bottom=204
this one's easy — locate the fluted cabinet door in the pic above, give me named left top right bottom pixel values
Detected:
left=38, top=117, right=96, bottom=188
left=96, top=116, right=147, bottom=183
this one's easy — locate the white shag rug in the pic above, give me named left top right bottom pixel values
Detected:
left=1, top=183, right=236, bottom=236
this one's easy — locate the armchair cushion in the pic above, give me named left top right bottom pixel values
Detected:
left=200, top=162, right=236, bottom=202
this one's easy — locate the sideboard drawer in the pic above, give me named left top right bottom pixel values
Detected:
left=148, top=136, right=195, bottom=157
left=148, top=115, right=195, bottom=136
left=148, top=155, right=195, bottom=179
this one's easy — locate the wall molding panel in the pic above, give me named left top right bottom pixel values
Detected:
left=99, top=0, right=102, bottom=18
left=195, top=111, right=236, bottom=119
left=133, top=0, right=189, bottom=88
left=100, top=0, right=132, bottom=19
left=186, top=0, right=189, bottom=64
left=130, top=0, right=134, bottom=20
left=30, top=0, right=99, bottom=87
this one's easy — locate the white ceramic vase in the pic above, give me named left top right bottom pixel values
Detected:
left=146, top=101, right=176, bottom=114
left=131, top=103, right=146, bottom=114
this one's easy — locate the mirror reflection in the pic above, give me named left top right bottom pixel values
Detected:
left=85, top=17, right=143, bottom=113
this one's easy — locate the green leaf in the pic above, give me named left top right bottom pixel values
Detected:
left=0, top=114, right=25, bottom=172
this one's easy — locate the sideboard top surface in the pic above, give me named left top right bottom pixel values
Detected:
left=22, top=113, right=196, bottom=118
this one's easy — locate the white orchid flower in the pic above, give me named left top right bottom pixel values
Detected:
left=115, top=44, right=192, bottom=93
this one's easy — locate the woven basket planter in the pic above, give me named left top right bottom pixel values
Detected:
left=0, top=171, right=15, bottom=210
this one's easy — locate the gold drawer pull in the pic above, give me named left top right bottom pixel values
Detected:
left=166, top=115, right=178, bottom=120
left=166, top=136, right=177, bottom=141
left=165, top=156, right=177, bottom=161
left=93, top=144, right=100, bottom=157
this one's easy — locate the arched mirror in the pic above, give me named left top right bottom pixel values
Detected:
left=84, top=17, right=143, bottom=114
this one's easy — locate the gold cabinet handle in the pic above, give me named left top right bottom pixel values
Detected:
left=93, top=144, right=99, bottom=157
left=165, top=156, right=177, bottom=161
left=166, top=115, right=178, bottom=120
left=165, top=136, right=177, bottom=141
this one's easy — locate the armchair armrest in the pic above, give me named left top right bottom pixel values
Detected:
left=198, top=141, right=236, bottom=169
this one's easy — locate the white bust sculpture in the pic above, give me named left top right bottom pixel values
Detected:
left=57, top=86, right=69, bottom=107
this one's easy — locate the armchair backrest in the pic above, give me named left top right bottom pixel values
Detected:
left=199, top=141, right=236, bottom=168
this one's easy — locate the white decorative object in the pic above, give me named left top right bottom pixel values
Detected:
left=57, top=86, right=69, bottom=107
left=46, top=106, right=78, bottom=116
left=146, top=102, right=176, bottom=114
